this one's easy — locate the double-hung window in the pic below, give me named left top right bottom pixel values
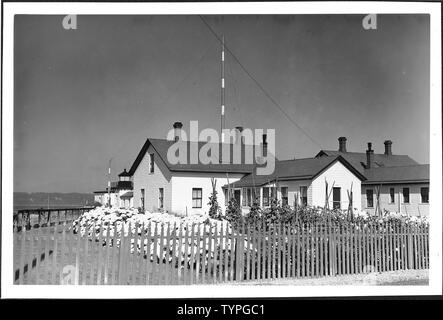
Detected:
left=366, top=189, right=374, bottom=208
left=158, top=188, right=164, bottom=209
left=192, top=188, right=202, bottom=208
left=421, top=187, right=429, bottom=204
left=141, top=189, right=145, bottom=210
left=389, top=188, right=395, bottom=204
left=262, top=187, right=270, bottom=206
left=300, top=186, right=308, bottom=206
left=253, top=188, right=261, bottom=205
left=281, top=187, right=288, bottom=206
left=403, top=188, right=410, bottom=204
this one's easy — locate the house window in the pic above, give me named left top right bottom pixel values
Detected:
left=403, top=187, right=410, bottom=203
left=262, top=187, right=270, bottom=206
left=300, top=186, right=308, bottom=206
left=158, top=188, right=164, bottom=209
left=332, top=187, right=341, bottom=209
left=242, top=188, right=247, bottom=206
left=149, top=153, right=154, bottom=173
left=281, top=187, right=288, bottom=206
left=421, top=187, right=429, bottom=204
left=140, top=189, right=145, bottom=211
left=192, top=188, right=202, bottom=208
left=366, top=189, right=374, bottom=208
left=270, top=187, right=277, bottom=200
left=224, top=189, right=229, bottom=206
left=247, top=188, right=252, bottom=206
left=253, top=188, right=261, bottom=205
left=389, top=188, right=395, bottom=204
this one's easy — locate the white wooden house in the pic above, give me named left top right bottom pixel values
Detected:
left=121, top=125, right=429, bottom=216
left=93, top=169, right=133, bottom=208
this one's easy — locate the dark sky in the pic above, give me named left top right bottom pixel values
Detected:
left=14, top=15, right=430, bottom=193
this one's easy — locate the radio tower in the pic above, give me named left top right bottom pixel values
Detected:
left=221, top=35, right=226, bottom=143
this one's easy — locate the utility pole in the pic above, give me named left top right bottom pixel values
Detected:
left=108, top=158, right=113, bottom=207
left=221, top=35, right=226, bottom=143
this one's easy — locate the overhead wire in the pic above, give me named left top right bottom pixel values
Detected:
left=199, top=16, right=323, bottom=149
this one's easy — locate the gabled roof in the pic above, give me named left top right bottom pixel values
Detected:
left=363, top=164, right=429, bottom=184
left=315, top=150, right=418, bottom=173
left=223, top=155, right=366, bottom=188
left=129, top=138, right=274, bottom=175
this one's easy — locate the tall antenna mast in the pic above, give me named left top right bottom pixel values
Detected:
left=221, top=35, right=226, bottom=143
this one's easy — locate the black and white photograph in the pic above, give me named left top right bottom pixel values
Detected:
left=1, top=1, right=441, bottom=299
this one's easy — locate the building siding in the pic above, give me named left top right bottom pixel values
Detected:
left=171, top=172, right=243, bottom=216
left=311, top=161, right=362, bottom=211
left=361, top=183, right=429, bottom=216
left=255, top=180, right=312, bottom=207
left=132, top=144, right=172, bottom=212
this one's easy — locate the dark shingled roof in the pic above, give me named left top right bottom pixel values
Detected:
left=129, top=138, right=274, bottom=175
left=315, top=150, right=418, bottom=173
left=224, top=155, right=366, bottom=188
left=363, top=164, right=429, bottom=184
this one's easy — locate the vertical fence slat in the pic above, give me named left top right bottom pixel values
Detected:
left=239, top=222, right=245, bottom=281
left=195, top=224, right=206, bottom=284
left=169, top=222, right=177, bottom=285
left=146, top=222, right=153, bottom=285
left=18, top=229, right=26, bottom=284
left=183, top=223, right=189, bottom=285
left=164, top=222, right=171, bottom=285
left=159, top=223, right=166, bottom=285
left=41, top=226, right=51, bottom=284
left=51, top=224, right=59, bottom=285
left=190, top=223, right=196, bottom=284
left=229, top=224, right=235, bottom=281
left=250, top=222, right=256, bottom=281
left=218, top=223, right=226, bottom=282
left=110, top=225, right=119, bottom=285
left=176, top=223, right=182, bottom=285
left=95, top=223, right=104, bottom=285
left=259, top=220, right=265, bottom=280
left=271, top=223, right=276, bottom=279
left=212, top=223, right=218, bottom=284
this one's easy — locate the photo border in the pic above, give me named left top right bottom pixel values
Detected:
left=1, top=1, right=441, bottom=299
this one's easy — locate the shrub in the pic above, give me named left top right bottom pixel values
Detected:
left=245, top=196, right=262, bottom=226
left=224, top=198, right=243, bottom=230
left=208, top=188, right=223, bottom=221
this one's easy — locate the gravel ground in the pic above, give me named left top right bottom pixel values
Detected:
left=228, top=269, right=429, bottom=286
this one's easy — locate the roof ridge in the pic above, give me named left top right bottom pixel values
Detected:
left=321, top=149, right=413, bottom=157
left=277, top=156, right=333, bottom=162
left=365, top=163, right=429, bottom=169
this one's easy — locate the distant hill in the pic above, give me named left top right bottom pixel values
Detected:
left=14, top=192, right=95, bottom=211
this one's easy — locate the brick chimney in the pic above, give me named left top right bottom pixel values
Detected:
left=366, top=142, right=374, bottom=169
left=173, top=122, right=183, bottom=142
left=384, top=140, right=392, bottom=156
left=338, top=137, right=347, bottom=152
left=235, top=126, right=244, bottom=144
left=262, top=134, right=268, bottom=157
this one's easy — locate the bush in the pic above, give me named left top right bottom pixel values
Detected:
left=245, top=196, right=262, bottom=226
left=208, top=189, right=223, bottom=221
left=224, top=198, right=243, bottom=230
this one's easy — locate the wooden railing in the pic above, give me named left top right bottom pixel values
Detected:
left=13, top=220, right=429, bottom=285
left=13, top=207, right=95, bottom=232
